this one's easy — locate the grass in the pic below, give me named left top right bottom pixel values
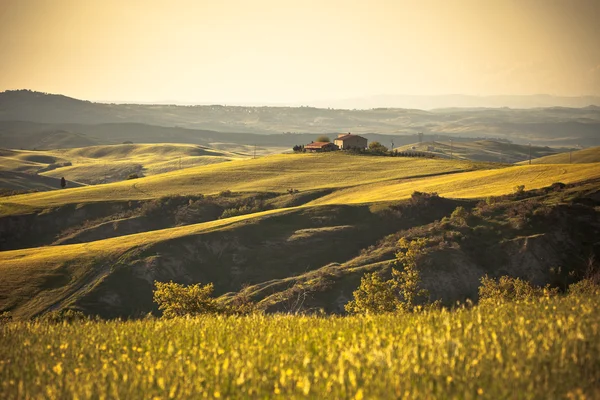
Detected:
left=0, top=153, right=483, bottom=213
left=524, top=146, right=600, bottom=165
left=1, top=294, right=598, bottom=399
left=396, top=140, right=561, bottom=164
left=309, top=163, right=600, bottom=205
left=0, top=207, right=293, bottom=318
left=0, top=143, right=243, bottom=186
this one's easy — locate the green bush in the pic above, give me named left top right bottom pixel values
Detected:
left=478, top=275, right=558, bottom=304
left=345, top=238, right=434, bottom=314
left=153, top=281, right=220, bottom=318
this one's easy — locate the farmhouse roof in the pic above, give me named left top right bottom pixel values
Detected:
left=336, top=133, right=365, bottom=141
left=305, top=141, right=334, bottom=149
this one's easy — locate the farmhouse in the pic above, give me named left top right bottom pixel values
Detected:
left=304, top=141, right=338, bottom=152
left=334, top=133, right=368, bottom=150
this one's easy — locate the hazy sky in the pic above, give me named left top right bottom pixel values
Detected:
left=1, top=0, right=599, bottom=104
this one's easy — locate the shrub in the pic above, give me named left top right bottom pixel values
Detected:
left=450, top=206, right=470, bottom=225
left=344, top=271, right=398, bottom=314
left=368, top=141, right=388, bottom=153
left=513, top=185, right=525, bottom=196
left=0, top=311, right=12, bottom=323
left=219, top=190, right=232, bottom=197
left=35, top=309, right=87, bottom=323
left=127, top=173, right=139, bottom=180
left=346, top=238, right=433, bottom=314
left=478, top=275, right=558, bottom=304
left=568, top=279, right=600, bottom=296
left=153, top=281, right=220, bottom=318
left=316, top=135, right=330, bottom=143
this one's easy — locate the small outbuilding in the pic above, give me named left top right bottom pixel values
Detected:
left=304, top=142, right=338, bottom=152
left=334, top=133, right=368, bottom=150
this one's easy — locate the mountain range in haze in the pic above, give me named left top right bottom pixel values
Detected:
left=1, top=90, right=599, bottom=147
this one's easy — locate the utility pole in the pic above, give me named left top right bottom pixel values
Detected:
left=391, top=140, right=394, bottom=151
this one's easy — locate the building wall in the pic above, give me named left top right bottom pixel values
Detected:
left=334, top=136, right=368, bottom=150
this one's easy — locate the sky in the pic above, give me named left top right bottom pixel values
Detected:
left=1, top=0, right=599, bottom=105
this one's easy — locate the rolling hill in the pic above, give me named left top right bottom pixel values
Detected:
left=524, top=146, right=600, bottom=164
left=396, top=140, right=563, bottom=164
left=1, top=150, right=600, bottom=319
left=0, top=143, right=244, bottom=186
left=2, top=90, right=600, bottom=146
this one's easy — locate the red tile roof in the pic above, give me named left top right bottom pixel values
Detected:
left=305, top=141, right=335, bottom=149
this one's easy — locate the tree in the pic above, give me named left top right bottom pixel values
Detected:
left=316, top=135, right=330, bottom=143
left=60, top=177, right=66, bottom=189
left=368, top=141, right=388, bottom=153
left=345, top=238, right=431, bottom=314
left=153, top=281, right=220, bottom=318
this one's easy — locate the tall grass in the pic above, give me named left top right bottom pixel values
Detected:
left=1, top=294, right=598, bottom=399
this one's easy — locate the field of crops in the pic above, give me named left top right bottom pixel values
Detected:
left=1, top=294, right=598, bottom=399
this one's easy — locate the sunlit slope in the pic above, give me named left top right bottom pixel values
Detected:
left=397, top=140, right=561, bottom=163
left=0, top=154, right=482, bottom=211
left=0, top=207, right=290, bottom=318
left=309, top=163, right=600, bottom=205
left=0, top=143, right=244, bottom=185
left=523, top=146, right=600, bottom=164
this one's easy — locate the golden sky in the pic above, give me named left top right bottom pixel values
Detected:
left=1, top=0, right=599, bottom=104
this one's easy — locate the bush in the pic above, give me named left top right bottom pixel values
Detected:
left=368, top=141, right=388, bottom=153
left=153, top=281, right=220, bottom=318
left=450, top=206, right=470, bottom=225
left=345, top=238, right=433, bottom=314
left=35, top=309, right=87, bottom=323
left=568, top=279, right=600, bottom=296
left=0, top=311, right=12, bottom=323
left=127, top=173, right=139, bottom=180
left=316, top=135, right=330, bottom=143
left=478, top=275, right=558, bottom=304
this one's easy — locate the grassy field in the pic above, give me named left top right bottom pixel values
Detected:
left=309, top=163, right=600, bottom=205
left=395, top=140, right=561, bottom=164
left=0, top=153, right=483, bottom=213
left=524, top=146, right=600, bottom=164
left=0, top=143, right=244, bottom=187
left=1, top=294, right=598, bottom=399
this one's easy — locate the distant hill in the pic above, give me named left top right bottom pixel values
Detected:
left=309, top=94, right=600, bottom=110
left=1, top=90, right=600, bottom=146
left=396, top=140, right=564, bottom=164
left=524, top=146, right=600, bottom=164
left=0, top=144, right=245, bottom=185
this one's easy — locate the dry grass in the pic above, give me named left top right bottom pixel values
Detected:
left=522, top=146, right=600, bottom=165
left=0, top=153, right=481, bottom=212
left=309, top=163, right=600, bottom=205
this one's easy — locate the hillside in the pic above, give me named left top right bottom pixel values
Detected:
left=0, top=153, right=485, bottom=213
left=1, top=150, right=599, bottom=319
left=524, top=146, right=600, bottom=164
left=396, top=140, right=563, bottom=163
left=2, top=90, right=600, bottom=146
left=0, top=143, right=243, bottom=186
